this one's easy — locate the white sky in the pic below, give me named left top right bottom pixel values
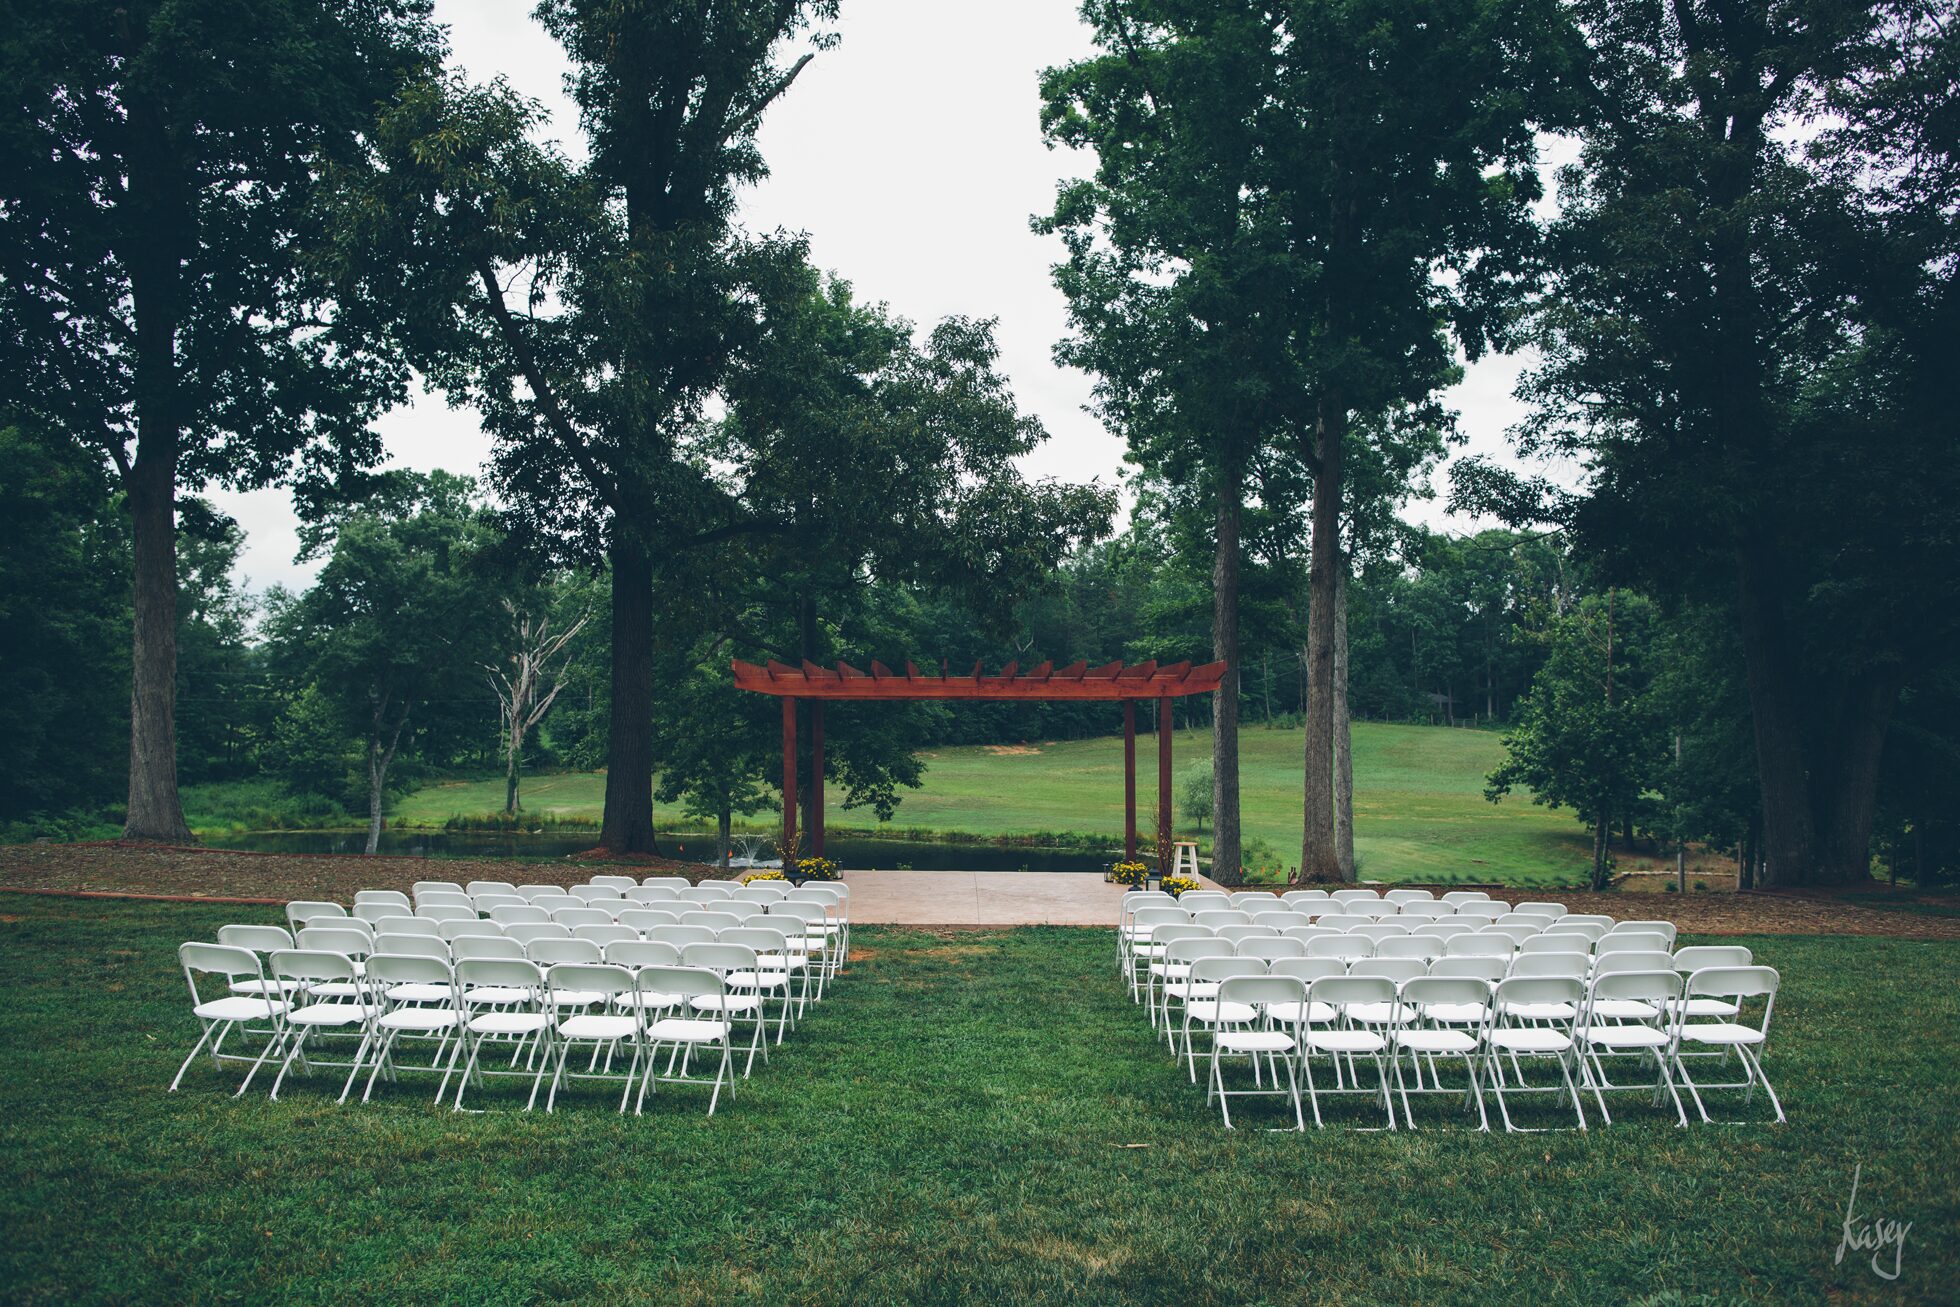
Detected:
left=211, top=0, right=1551, bottom=594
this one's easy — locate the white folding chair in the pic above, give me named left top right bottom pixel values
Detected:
left=552, top=907, right=616, bottom=928
left=466, top=880, right=521, bottom=898
left=266, top=948, right=378, bottom=1102
left=351, top=953, right=465, bottom=1103
left=490, top=904, right=551, bottom=926
left=588, top=875, right=639, bottom=892
left=356, top=890, right=412, bottom=911
left=171, top=943, right=289, bottom=1096
left=1675, top=965, right=1784, bottom=1123
left=574, top=924, right=640, bottom=949
left=1389, top=976, right=1491, bottom=1130
left=641, top=876, right=690, bottom=890
left=1483, top=976, right=1587, bottom=1132
left=285, top=901, right=346, bottom=931
left=1176, top=956, right=1267, bottom=1083
left=504, top=923, right=571, bottom=947
left=1208, top=975, right=1307, bottom=1131
left=451, top=957, right=551, bottom=1111
left=636, top=965, right=738, bottom=1115
left=1579, top=969, right=1687, bottom=1126
left=538, top=963, right=643, bottom=1113
left=680, top=942, right=771, bottom=1077
left=1298, top=975, right=1397, bottom=1130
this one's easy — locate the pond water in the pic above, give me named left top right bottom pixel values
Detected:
left=199, top=828, right=1117, bottom=872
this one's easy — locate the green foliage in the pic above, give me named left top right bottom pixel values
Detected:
left=1178, top=761, right=1213, bottom=833
left=1487, top=592, right=1667, bottom=887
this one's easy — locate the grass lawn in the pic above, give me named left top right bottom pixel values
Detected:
left=389, top=722, right=1595, bottom=884
left=3, top=896, right=1953, bottom=1304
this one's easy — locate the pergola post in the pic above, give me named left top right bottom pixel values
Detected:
left=812, top=700, right=826, bottom=856
left=1123, top=699, right=1137, bottom=863
left=781, top=697, right=797, bottom=859
left=1157, top=694, right=1173, bottom=870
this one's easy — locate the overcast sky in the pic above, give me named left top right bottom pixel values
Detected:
left=211, top=0, right=1551, bottom=594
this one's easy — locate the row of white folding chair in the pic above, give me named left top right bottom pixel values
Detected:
left=1181, top=956, right=1780, bottom=1130
left=174, top=942, right=761, bottom=1112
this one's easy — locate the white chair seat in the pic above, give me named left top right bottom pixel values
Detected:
left=1186, top=999, right=1257, bottom=1024
left=1682, top=1022, right=1765, bottom=1046
left=559, top=1013, right=637, bottom=1041
left=230, top=978, right=304, bottom=997
left=1163, top=980, right=1219, bottom=1000
left=1306, top=1030, right=1386, bottom=1054
left=307, top=981, right=364, bottom=1000
left=1488, top=1028, right=1572, bottom=1053
left=1392, top=1028, right=1477, bottom=1054
left=379, top=1008, right=460, bottom=1032
left=1148, top=962, right=1189, bottom=979
left=1427, top=1002, right=1489, bottom=1024
left=1591, top=999, right=1659, bottom=1021
left=689, top=995, right=761, bottom=1013
left=469, top=1011, right=549, bottom=1035
left=1264, top=1000, right=1336, bottom=1024
left=386, top=983, right=452, bottom=1003
left=1499, top=1001, right=1577, bottom=1021
left=647, top=1017, right=730, bottom=1042
left=1666, top=997, right=1739, bottom=1018
left=193, top=996, right=286, bottom=1021
left=618, top=991, right=681, bottom=1010
left=726, top=971, right=787, bottom=990
left=1347, top=1001, right=1416, bottom=1025
left=287, top=1001, right=377, bottom=1026
left=463, top=986, right=531, bottom=1006
left=550, top=990, right=606, bottom=1007
left=1216, top=1030, right=1295, bottom=1053
left=1586, top=1025, right=1669, bottom=1049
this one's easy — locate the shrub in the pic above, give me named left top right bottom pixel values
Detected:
left=794, top=856, right=840, bottom=882
left=1108, top=860, right=1150, bottom=887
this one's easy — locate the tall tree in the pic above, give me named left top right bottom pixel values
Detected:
left=484, top=597, right=588, bottom=815
left=1265, top=0, right=1581, bottom=880
left=0, top=0, right=439, bottom=840
left=1468, top=0, right=1959, bottom=884
left=1041, top=1, right=1302, bottom=884
left=332, top=1, right=837, bottom=853
left=267, top=472, right=498, bottom=853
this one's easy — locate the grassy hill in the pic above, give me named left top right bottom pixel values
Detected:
left=393, top=721, right=1597, bottom=884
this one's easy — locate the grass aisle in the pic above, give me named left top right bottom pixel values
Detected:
left=1, top=898, right=1954, bottom=1303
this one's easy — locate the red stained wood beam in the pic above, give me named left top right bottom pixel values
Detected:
left=732, top=658, right=1228, bottom=700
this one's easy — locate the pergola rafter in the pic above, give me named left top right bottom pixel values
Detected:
left=731, top=658, right=1227, bottom=865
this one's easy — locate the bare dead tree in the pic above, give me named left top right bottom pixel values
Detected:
left=484, top=600, right=590, bottom=815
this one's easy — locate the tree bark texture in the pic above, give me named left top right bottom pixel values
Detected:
left=1301, top=395, right=1346, bottom=880
left=1210, top=462, right=1243, bottom=886
left=1334, top=563, right=1355, bottom=879
left=600, top=533, right=658, bottom=853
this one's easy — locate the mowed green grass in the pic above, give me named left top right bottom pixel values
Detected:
left=3, top=896, right=1955, bottom=1304
left=392, top=722, right=1592, bottom=883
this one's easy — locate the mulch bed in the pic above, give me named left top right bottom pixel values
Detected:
left=0, top=844, right=1954, bottom=939
left=0, top=841, right=726, bottom=906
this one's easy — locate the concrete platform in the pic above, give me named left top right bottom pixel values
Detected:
left=840, top=869, right=1221, bottom=926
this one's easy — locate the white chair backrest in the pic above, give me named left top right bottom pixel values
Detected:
left=1509, top=952, right=1587, bottom=980
left=546, top=962, right=635, bottom=1006
left=1673, top=945, right=1751, bottom=972
left=528, top=938, right=602, bottom=967
left=1306, top=936, right=1373, bottom=960
left=551, top=907, right=616, bottom=927
left=1350, top=957, right=1424, bottom=985
left=466, top=880, right=520, bottom=897
left=571, top=885, right=624, bottom=904
left=1439, top=891, right=1490, bottom=906
left=271, top=947, right=357, bottom=986
left=573, top=924, right=640, bottom=947
left=618, top=908, right=681, bottom=931
left=1592, top=951, right=1674, bottom=976
left=489, top=904, right=550, bottom=926
left=1384, top=888, right=1434, bottom=905
left=453, top=935, right=525, bottom=961
left=1444, top=932, right=1517, bottom=958
left=355, top=889, right=412, bottom=908
left=641, top=876, right=691, bottom=890
left=374, top=932, right=448, bottom=960
left=1314, top=914, right=1372, bottom=933
left=1428, top=955, right=1508, bottom=983
left=440, top=920, right=504, bottom=943
left=1271, top=957, right=1348, bottom=984
left=517, top=884, right=559, bottom=901
left=1613, top=919, right=1679, bottom=945
left=218, top=923, right=293, bottom=953
left=1515, top=901, right=1567, bottom=919
left=412, top=880, right=464, bottom=895
left=1374, top=936, right=1441, bottom=961
left=589, top=875, right=639, bottom=892
left=606, top=939, right=682, bottom=968
left=648, top=925, right=717, bottom=948
left=1520, top=933, right=1590, bottom=956
left=417, top=904, right=478, bottom=924
left=1598, top=932, right=1670, bottom=956
left=296, top=926, right=372, bottom=959
left=286, top=901, right=346, bottom=929
left=1238, top=936, right=1306, bottom=961
left=503, top=922, right=571, bottom=946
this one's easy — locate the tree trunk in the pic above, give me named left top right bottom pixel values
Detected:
left=1334, top=563, right=1355, bottom=879
left=1211, top=461, right=1243, bottom=886
left=600, top=533, right=658, bottom=853
left=1811, top=670, right=1903, bottom=884
left=365, top=701, right=406, bottom=856
left=1301, top=396, right=1346, bottom=881
left=1733, top=546, right=1815, bottom=885
left=1591, top=812, right=1610, bottom=890
left=505, top=732, right=520, bottom=815
left=718, top=804, right=732, bottom=871
left=123, top=456, right=192, bottom=842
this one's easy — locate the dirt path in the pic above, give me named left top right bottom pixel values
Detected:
left=0, top=844, right=1953, bottom=939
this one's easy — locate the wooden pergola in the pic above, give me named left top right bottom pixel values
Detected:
left=731, top=657, right=1228, bottom=867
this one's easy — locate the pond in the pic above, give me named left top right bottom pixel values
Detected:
left=199, top=828, right=1118, bottom=873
